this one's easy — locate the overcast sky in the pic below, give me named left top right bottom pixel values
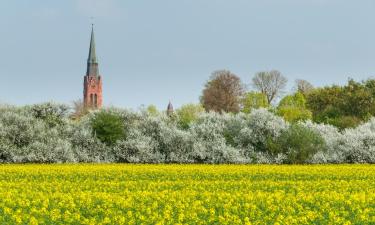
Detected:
left=1, top=0, right=375, bottom=109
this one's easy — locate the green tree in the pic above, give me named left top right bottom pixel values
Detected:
left=241, top=92, right=269, bottom=113
left=306, top=79, right=375, bottom=129
left=176, top=104, right=205, bottom=129
left=91, top=111, right=126, bottom=146
left=277, top=92, right=312, bottom=122
left=146, top=105, right=159, bottom=116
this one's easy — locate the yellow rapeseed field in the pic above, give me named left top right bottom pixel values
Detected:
left=0, top=164, right=373, bottom=224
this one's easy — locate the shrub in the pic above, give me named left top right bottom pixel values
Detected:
left=189, top=112, right=245, bottom=163
left=1, top=102, right=375, bottom=164
left=91, top=110, right=126, bottom=146
left=268, top=124, right=326, bottom=164
left=236, top=109, right=288, bottom=153
left=328, top=116, right=362, bottom=130
left=29, top=102, right=70, bottom=127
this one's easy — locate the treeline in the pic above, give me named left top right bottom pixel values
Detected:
left=200, top=70, right=375, bottom=129
left=0, top=102, right=374, bottom=164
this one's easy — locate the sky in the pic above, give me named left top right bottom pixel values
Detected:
left=1, top=0, right=375, bottom=110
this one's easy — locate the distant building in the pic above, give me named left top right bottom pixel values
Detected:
left=167, top=101, right=174, bottom=116
left=83, top=25, right=103, bottom=108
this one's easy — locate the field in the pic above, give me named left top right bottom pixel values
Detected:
left=0, top=165, right=373, bottom=224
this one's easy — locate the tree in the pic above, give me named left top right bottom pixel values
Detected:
left=277, top=92, right=312, bottom=122
left=201, top=70, right=245, bottom=113
left=306, top=79, right=375, bottom=129
left=71, top=99, right=89, bottom=120
left=91, top=111, right=126, bottom=146
left=252, top=70, right=287, bottom=104
left=176, top=104, right=205, bottom=129
left=241, top=92, right=269, bottom=113
left=295, top=79, right=314, bottom=96
left=146, top=105, right=159, bottom=116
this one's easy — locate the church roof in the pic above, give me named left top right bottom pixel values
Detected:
left=167, top=101, right=174, bottom=111
left=87, top=25, right=98, bottom=64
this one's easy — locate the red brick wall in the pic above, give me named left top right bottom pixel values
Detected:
left=83, top=75, right=103, bottom=108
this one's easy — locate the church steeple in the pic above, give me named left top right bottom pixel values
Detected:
left=167, top=101, right=174, bottom=116
left=83, top=24, right=103, bottom=108
left=88, top=25, right=97, bottom=64
left=86, top=24, right=99, bottom=77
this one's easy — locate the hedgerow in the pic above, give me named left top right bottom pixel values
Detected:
left=0, top=102, right=374, bottom=163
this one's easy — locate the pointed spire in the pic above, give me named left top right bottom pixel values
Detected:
left=167, top=101, right=174, bottom=116
left=86, top=24, right=99, bottom=77
left=88, top=24, right=97, bottom=64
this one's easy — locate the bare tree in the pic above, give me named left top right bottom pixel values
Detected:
left=201, top=70, right=245, bottom=113
left=252, top=70, right=287, bottom=104
left=71, top=99, right=89, bottom=120
left=295, top=79, right=314, bottom=95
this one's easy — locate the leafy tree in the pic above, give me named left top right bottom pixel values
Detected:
left=278, top=92, right=306, bottom=108
left=201, top=70, right=245, bottom=113
left=91, top=111, right=126, bottom=146
left=176, top=104, right=205, bottom=129
left=241, top=92, right=269, bottom=113
left=306, top=79, right=375, bottom=128
left=277, top=92, right=312, bottom=122
left=252, top=70, right=287, bottom=104
left=146, top=105, right=159, bottom=116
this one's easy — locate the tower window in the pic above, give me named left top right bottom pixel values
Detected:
left=90, top=94, right=94, bottom=106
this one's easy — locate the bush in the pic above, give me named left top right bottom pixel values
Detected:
left=29, top=102, right=70, bottom=127
left=328, top=116, right=362, bottom=130
left=268, top=124, right=326, bottom=164
left=190, top=112, right=244, bottom=163
left=91, top=110, right=126, bottom=146
left=236, top=109, right=288, bottom=154
left=0, top=103, right=375, bottom=164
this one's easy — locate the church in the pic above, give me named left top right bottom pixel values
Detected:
left=83, top=25, right=103, bottom=108
left=81, top=26, right=173, bottom=113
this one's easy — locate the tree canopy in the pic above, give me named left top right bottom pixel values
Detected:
left=201, top=70, right=245, bottom=113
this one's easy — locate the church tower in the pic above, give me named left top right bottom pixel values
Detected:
left=83, top=25, right=103, bottom=108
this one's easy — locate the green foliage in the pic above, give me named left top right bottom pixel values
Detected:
left=276, top=107, right=312, bottom=123
left=241, top=92, right=269, bottom=113
left=146, top=105, right=159, bottom=116
left=278, top=92, right=306, bottom=108
left=91, top=111, right=126, bottom=146
left=277, top=92, right=312, bottom=122
left=176, top=104, right=205, bottom=129
left=268, top=124, right=326, bottom=164
left=326, top=116, right=362, bottom=130
left=306, top=79, right=375, bottom=128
